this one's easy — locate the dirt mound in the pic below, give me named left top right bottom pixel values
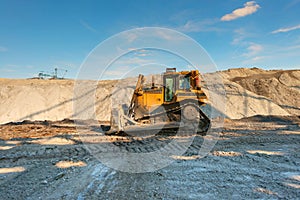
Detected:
left=0, top=68, right=299, bottom=124
left=222, top=79, right=289, bottom=118
left=221, top=67, right=270, bottom=79
left=0, top=79, right=117, bottom=124
left=0, top=78, right=75, bottom=124
left=203, top=72, right=290, bottom=119
left=230, top=70, right=300, bottom=115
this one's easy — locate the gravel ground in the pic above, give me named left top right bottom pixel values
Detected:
left=0, top=116, right=299, bottom=199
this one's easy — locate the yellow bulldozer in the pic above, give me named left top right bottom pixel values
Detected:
left=105, top=68, right=210, bottom=135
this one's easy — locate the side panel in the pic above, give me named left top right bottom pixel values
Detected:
left=176, top=90, right=208, bottom=104
left=143, top=91, right=163, bottom=110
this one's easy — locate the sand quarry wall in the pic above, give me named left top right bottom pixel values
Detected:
left=0, top=68, right=299, bottom=124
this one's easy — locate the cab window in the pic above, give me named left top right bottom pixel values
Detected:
left=179, top=76, right=190, bottom=90
left=165, top=77, right=174, bottom=102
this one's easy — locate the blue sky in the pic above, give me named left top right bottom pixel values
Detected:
left=0, top=0, right=300, bottom=79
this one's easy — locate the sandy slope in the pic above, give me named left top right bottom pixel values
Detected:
left=231, top=69, right=300, bottom=115
left=0, top=68, right=299, bottom=124
left=0, top=79, right=74, bottom=124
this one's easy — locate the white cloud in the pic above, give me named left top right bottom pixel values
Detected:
left=138, top=53, right=147, bottom=57
left=114, top=56, right=153, bottom=66
left=121, top=28, right=187, bottom=42
left=242, top=54, right=269, bottom=64
left=271, top=24, right=300, bottom=34
left=280, top=44, right=300, bottom=51
left=231, top=29, right=263, bottom=58
left=221, top=1, right=260, bottom=21
left=123, top=32, right=138, bottom=43
left=80, top=20, right=97, bottom=33
left=0, top=46, right=8, bottom=52
left=176, top=19, right=221, bottom=33
left=103, top=66, right=131, bottom=77
left=251, top=56, right=268, bottom=61
left=124, top=48, right=151, bottom=57
left=285, top=0, right=300, bottom=10
left=231, top=28, right=248, bottom=45
left=248, top=43, right=263, bottom=53
left=243, top=43, right=263, bottom=57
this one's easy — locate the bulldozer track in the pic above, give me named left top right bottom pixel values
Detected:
left=134, top=99, right=211, bottom=134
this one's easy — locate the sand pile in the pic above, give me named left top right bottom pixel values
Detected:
left=0, top=79, right=74, bottom=124
left=230, top=69, right=300, bottom=115
left=202, top=70, right=290, bottom=119
left=0, top=68, right=299, bottom=124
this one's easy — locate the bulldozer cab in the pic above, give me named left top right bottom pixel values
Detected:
left=163, top=68, right=192, bottom=103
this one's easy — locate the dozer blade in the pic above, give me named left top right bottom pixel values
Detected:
left=104, top=122, right=168, bottom=136
left=105, top=121, right=208, bottom=136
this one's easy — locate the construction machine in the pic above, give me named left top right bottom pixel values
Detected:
left=105, top=68, right=210, bottom=135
